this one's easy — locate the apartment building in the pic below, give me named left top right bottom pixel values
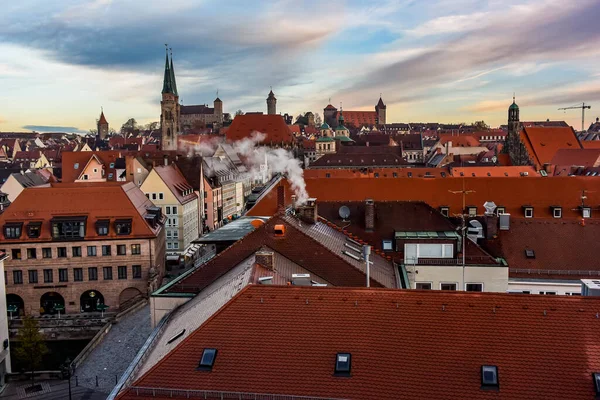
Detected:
left=0, top=182, right=165, bottom=316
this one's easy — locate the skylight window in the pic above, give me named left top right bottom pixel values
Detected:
left=334, top=353, right=351, bottom=375
left=481, top=365, right=499, bottom=388
left=523, top=206, right=533, bottom=218
left=198, top=348, right=217, bottom=371
left=440, top=206, right=449, bottom=217
left=552, top=207, right=562, bottom=218
left=525, top=249, right=535, bottom=259
left=582, top=207, right=591, bottom=219
left=382, top=240, right=393, bottom=251
left=593, top=372, right=600, bottom=395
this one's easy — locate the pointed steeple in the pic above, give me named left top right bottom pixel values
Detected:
left=162, top=46, right=174, bottom=95
left=376, top=95, right=386, bottom=109
left=98, top=108, right=108, bottom=125
left=169, top=48, right=178, bottom=97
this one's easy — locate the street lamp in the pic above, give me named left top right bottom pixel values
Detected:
left=61, top=357, right=72, bottom=400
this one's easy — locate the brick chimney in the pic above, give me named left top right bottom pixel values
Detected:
left=277, top=185, right=285, bottom=211
left=255, top=250, right=275, bottom=271
left=365, top=199, right=375, bottom=232
left=298, top=198, right=318, bottom=224
left=485, top=215, right=499, bottom=239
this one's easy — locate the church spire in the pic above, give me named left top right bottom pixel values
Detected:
left=169, top=48, right=178, bottom=97
left=162, top=45, right=174, bottom=95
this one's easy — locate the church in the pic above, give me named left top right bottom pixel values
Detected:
left=160, top=50, right=223, bottom=151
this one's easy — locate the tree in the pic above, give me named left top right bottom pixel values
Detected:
left=145, top=121, right=159, bottom=131
left=472, top=120, right=489, bottom=130
left=120, top=118, right=138, bottom=135
left=108, top=128, right=117, bottom=135
left=235, top=110, right=244, bottom=116
left=88, top=128, right=98, bottom=136
left=314, top=113, right=322, bottom=126
left=15, top=316, right=47, bottom=388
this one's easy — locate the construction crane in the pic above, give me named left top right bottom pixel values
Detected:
left=558, top=102, right=591, bottom=133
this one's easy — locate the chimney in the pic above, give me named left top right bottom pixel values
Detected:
left=485, top=215, right=499, bottom=239
left=365, top=199, right=375, bottom=232
left=255, top=250, right=275, bottom=271
left=298, top=198, right=318, bottom=224
left=163, top=155, right=168, bottom=166
left=291, top=194, right=297, bottom=211
left=277, top=185, right=285, bottom=211
left=445, top=141, right=451, bottom=156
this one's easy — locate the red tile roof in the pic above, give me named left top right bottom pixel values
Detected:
left=521, top=126, right=582, bottom=168
left=309, top=153, right=407, bottom=168
left=340, top=111, right=377, bottom=127
left=581, top=141, right=600, bottom=149
left=247, top=176, right=600, bottom=220
left=0, top=182, right=161, bottom=242
left=153, top=164, right=197, bottom=205
left=98, top=111, right=108, bottom=125
left=61, top=150, right=124, bottom=182
left=450, top=166, right=537, bottom=177
left=225, top=114, right=293, bottom=145
left=550, top=149, right=600, bottom=168
left=438, top=134, right=481, bottom=147
left=120, top=285, right=600, bottom=400
left=302, top=168, right=449, bottom=179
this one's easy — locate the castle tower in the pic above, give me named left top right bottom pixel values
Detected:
left=97, top=108, right=109, bottom=140
left=160, top=49, right=180, bottom=151
left=323, top=101, right=338, bottom=127
left=267, top=89, right=277, bottom=115
left=214, top=94, right=223, bottom=127
left=375, top=96, right=386, bottom=125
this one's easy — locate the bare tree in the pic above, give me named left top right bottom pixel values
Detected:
left=314, top=113, right=322, bottom=126
left=235, top=110, right=244, bottom=116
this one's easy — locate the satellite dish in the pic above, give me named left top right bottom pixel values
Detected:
left=483, top=201, right=497, bottom=215
left=339, top=206, right=351, bottom=220
left=491, top=156, right=497, bottom=163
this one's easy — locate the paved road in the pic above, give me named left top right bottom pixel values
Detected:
left=73, top=305, right=152, bottom=394
left=0, top=380, right=107, bottom=400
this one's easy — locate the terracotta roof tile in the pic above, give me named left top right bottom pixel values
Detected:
left=120, top=285, right=600, bottom=400
left=521, top=126, right=582, bottom=168
left=226, top=115, right=293, bottom=145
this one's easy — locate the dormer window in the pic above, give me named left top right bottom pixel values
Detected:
left=96, top=220, right=109, bottom=236
left=335, top=353, right=351, bottom=376
left=481, top=365, right=499, bottom=388
left=496, top=206, right=506, bottom=215
left=51, top=217, right=86, bottom=240
left=467, top=206, right=477, bottom=217
left=27, top=222, right=41, bottom=238
left=440, top=206, right=449, bottom=217
left=551, top=206, right=562, bottom=218
left=114, top=219, right=132, bottom=235
left=523, top=206, right=533, bottom=218
left=4, top=223, right=23, bottom=239
left=197, top=348, right=217, bottom=371
left=582, top=207, right=591, bottom=219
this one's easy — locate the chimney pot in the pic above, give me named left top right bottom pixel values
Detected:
left=365, top=199, right=375, bottom=232
left=255, top=250, right=275, bottom=271
left=298, top=198, right=318, bottom=224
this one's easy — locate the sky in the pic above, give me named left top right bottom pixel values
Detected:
left=1, top=0, right=600, bottom=133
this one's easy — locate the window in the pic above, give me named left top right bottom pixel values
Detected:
left=172, top=206, right=178, bottom=214
left=326, top=173, right=331, bottom=179
left=152, top=193, right=157, bottom=200
left=594, top=372, right=600, bottom=396
left=108, top=173, right=113, bottom=180
left=88, top=267, right=98, bottom=281
left=117, top=245, right=126, bottom=255
left=467, top=206, right=477, bottom=217
left=496, top=207, right=506, bottom=215
left=374, top=172, right=379, bottom=178
left=87, top=246, right=97, bottom=256
left=82, top=174, right=88, bottom=180
left=167, top=242, right=172, bottom=249
left=74, top=163, right=79, bottom=169
left=4, top=223, right=22, bottom=239
left=96, top=220, right=109, bottom=236
left=441, top=283, right=457, bottom=291
left=42, top=248, right=52, bottom=258
left=159, top=193, right=164, bottom=200
left=115, top=219, right=132, bottom=235
left=132, top=265, right=142, bottom=279
left=59, top=268, right=68, bottom=282
left=27, top=222, right=41, bottom=238
left=404, top=243, right=454, bottom=264
left=43, top=269, right=53, bottom=283
left=11, top=249, right=21, bottom=260
left=173, top=230, right=179, bottom=238
left=103, top=266, right=113, bottom=280
left=109, top=162, right=114, bottom=169
left=74, top=268, right=83, bottom=282
left=13, top=270, right=23, bottom=284
left=466, top=283, right=483, bottom=292
left=131, top=244, right=141, bottom=255
left=118, top=266, right=127, bottom=279
left=393, top=172, right=398, bottom=178
left=166, top=230, right=171, bottom=239
left=583, top=207, right=591, bottom=218
left=334, top=353, right=351, bottom=375
left=102, top=245, right=111, bottom=256
left=28, top=270, right=38, bottom=284
left=57, top=247, right=67, bottom=258
left=382, top=240, right=393, bottom=251
left=524, top=206, right=533, bottom=218
left=552, top=207, right=562, bottom=218
left=198, top=348, right=217, bottom=370
left=72, top=246, right=82, bottom=257
left=481, top=365, right=499, bottom=388
left=440, top=206, right=449, bottom=217
left=165, top=206, right=171, bottom=215
left=51, top=217, right=86, bottom=240
left=525, top=249, right=535, bottom=259
left=27, top=248, right=37, bottom=259
left=416, top=282, right=432, bottom=290
left=408, top=172, right=412, bottom=178
left=539, top=291, right=556, bottom=295
left=173, top=242, right=179, bottom=249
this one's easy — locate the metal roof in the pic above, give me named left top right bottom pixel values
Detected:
left=195, top=216, right=270, bottom=243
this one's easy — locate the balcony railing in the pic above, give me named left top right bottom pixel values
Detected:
left=127, top=387, right=346, bottom=400
left=404, top=256, right=498, bottom=266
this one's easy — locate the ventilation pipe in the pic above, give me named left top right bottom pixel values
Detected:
left=363, top=245, right=371, bottom=287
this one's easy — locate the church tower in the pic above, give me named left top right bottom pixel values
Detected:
left=160, top=49, right=180, bottom=151
left=97, top=108, right=109, bottom=140
left=507, top=96, right=527, bottom=165
left=375, top=96, right=386, bottom=125
left=267, top=89, right=277, bottom=115
left=214, top=94, right=223, bottom=127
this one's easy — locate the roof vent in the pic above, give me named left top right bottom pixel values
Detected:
left=499, top=213, right=510, bottom=231
left=291, top=273, right=311, bottom=286
left=258, top=276, right=273, bottom=285
left=481, top=365, right=499, bottom=388
left=334, top=353, right=352, bottom=376
left=525, top=249, right=535, bottom=259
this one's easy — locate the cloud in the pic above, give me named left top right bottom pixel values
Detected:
left=22, top=125, right=85, bottom=133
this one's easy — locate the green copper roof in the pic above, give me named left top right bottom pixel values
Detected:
left=320, top=122, right=330, bottom=129
left=170, top=55, right=178, bottom=96
left=316, top=136, right=334, bottom=142
left=162, top=53, right=175, bottom=95
left=336, top=124, right=348, bottom=131
left=509, top=102, right=519, bottom=110
left=334, top=135, right=353, bottom=142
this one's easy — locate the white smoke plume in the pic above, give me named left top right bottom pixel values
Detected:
left=186, top=131, right=310, bottom=205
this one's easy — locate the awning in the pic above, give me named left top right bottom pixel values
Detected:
left=166, top=255, right=180, bottom=261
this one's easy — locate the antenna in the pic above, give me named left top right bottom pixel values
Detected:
left=339, top=205, right=351, bottom=220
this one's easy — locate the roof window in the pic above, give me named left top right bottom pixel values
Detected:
left=467, top=206, right=477, bottom=217
left=440, top=206, right=449, bottom=217
left=523, top=206, right=533, bottom=218
left=334, top=353, right=351, bottom=376
left=198, top=348, right=217, bottom=371
left=551, top=206, right=562, bottom=218
left=481, top=365, right=499, bottom=388
left=582, top=207, right=591, bottom=219
left=593, top=372, right=600, bottom=395
left=407, top=172, right=412, bottom=178
left=382, top=240, right=393, bottom=251
left=525, top=249, right=535, bottom=259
